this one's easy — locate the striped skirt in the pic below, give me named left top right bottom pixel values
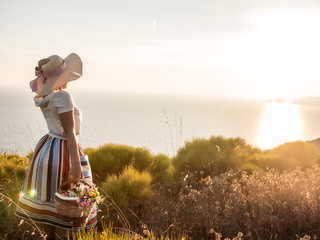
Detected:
left=15, top=131, right=97, bottom=230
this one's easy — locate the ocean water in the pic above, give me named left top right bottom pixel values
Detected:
left=1, top=87, right=320, bottom=156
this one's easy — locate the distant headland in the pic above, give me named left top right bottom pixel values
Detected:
left=265, top=97, right=320, bottom=106
left=291, top=96, right=320, bottom=106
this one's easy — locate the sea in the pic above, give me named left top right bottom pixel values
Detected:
left=1, top=87, right=320, bottom=156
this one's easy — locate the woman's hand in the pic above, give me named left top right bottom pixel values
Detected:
left=68, top=164, right=83, bottom=183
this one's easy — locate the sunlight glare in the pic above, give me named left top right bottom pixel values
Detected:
left=256, top=103, right=303, bottom=150
left=30, top=189, right=37, bottom=198
left=230, top=8, right=320, bottom=99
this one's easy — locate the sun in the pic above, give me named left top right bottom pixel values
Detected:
left=255, top=102, right=303, bottom=150
left=229, top=8, right=320, bottom=99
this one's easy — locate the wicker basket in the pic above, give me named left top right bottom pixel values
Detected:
left=54, top=180, right=94, bottom=224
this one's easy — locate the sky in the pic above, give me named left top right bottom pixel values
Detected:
left=1, top=0, right=320, bottom=100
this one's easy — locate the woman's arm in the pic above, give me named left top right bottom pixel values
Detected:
left=59, top=111, right=82, bottom=183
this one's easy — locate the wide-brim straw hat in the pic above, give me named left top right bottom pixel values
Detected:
left=29, top=53, right=82, bottom=96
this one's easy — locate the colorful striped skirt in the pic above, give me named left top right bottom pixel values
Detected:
left=15, top=131, right=97, bottom=230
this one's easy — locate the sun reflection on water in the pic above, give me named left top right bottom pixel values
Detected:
left=256, top=103, right=303, bottom=150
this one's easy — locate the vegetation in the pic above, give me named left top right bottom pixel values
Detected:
left=0, top=154, right=29, bottom=181
left=1, top=136, right=320, bottom=239
left=173, top=136, right=318, bottom=180
left=88, top=144, right=172, bottom=184
left=68, top=223, right=189, bottom=240
left=101, top=166, right=153, bottom=211
left=142, top=167, right=320, bottom=239
left=172, top=136, right=260, bottom=179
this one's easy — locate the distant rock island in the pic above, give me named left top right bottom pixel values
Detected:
left=266, top=98, right=285, bottom=103
left=292, top=97, right=320, bottom=107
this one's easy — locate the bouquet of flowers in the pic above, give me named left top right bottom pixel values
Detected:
left=55, top=180, right=102, bottom=223
left=62, top=182, right=102, bottom=208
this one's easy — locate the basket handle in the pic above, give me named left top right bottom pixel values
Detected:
left=57, top=179, right=90, bottom=194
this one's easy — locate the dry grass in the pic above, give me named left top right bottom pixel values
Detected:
left=1, top=136, right=320, bottom=239
left=139, top=166, right=320, bottom=239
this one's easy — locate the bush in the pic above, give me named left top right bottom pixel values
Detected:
left=87, top=144, right=136, bottom=182
left=173, top=136, right=258, bottom=179
left=0, top=154, right=29, bottom=181
left=244, top=141, right=319, bottom=172
left=132, top=147, right=154, bottom=172
left=87, top=144, right=173, bottom=184
left=150, top=154, right=173, bottom=183
left=101, top=166, right=153, bottom=212
left=25, top=151, right=33, bottom=161
left=83, top=147, right=96, bottom=157
left=267, top=141, right=319, bottom=170
left=173, top=137, right=319, bottom=179
left=245, top=153, right=279, bottom=171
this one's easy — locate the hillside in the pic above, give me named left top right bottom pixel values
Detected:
left=292, top=96, right=320, bottom=106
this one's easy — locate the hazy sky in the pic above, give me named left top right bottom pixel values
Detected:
left=1, top=0, right=320, bottom=99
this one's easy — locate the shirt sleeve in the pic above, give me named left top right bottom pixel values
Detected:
left=55, top=91, right=74, bottom=114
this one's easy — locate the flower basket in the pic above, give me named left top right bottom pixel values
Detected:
left=54, top=180, right=94, bottom=224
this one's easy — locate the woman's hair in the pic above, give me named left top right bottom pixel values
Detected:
left=55, top=83, right=68, bottom=91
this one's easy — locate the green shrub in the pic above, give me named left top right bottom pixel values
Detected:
left=173, top=136, right=257, bottom=179
left=240, top=141, right=319, bottom=172
left=245, top=153, right=279, bottom=170
left=101, top=166, right=153, bottom=212
left=87, top=144, right=136, bottom=182
left=0, top=154, right=29, bottom=181
left=173, top=138, right=218, bottom=179
left=150, top=154, right=173, bottom=183
left=87, top=144, right=172, bottom=184
left=83, top=147, right=96, bottom=156
left=267, top=141, right=319, bottom=170
left=25, top=151, right=33, bottom=161
left=0, top=161, right=15, bottom=179
left=132, top=147, right=154, bottom=172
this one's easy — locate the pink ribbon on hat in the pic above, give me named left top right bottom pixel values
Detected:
left=31, top=60, right=67, bottom=92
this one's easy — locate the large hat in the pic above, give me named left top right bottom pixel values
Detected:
left=29, top=53, right=82, bottom=95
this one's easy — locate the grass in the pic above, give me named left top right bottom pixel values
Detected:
left=0, top=180, right=45, bottom=239
left=0, top=181, right=187, bottom=240
left=1, top=135, right=320, bottom=239
left=68, top=223, right=189, bottom=240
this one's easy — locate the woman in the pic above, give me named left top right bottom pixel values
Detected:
left=15, top=53, right=97, bottom=239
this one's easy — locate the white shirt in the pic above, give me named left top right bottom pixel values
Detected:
left=34, top=90, right=82, bottom=136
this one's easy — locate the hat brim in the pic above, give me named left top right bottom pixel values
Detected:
left=31, top=53, right=83, bottom=96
